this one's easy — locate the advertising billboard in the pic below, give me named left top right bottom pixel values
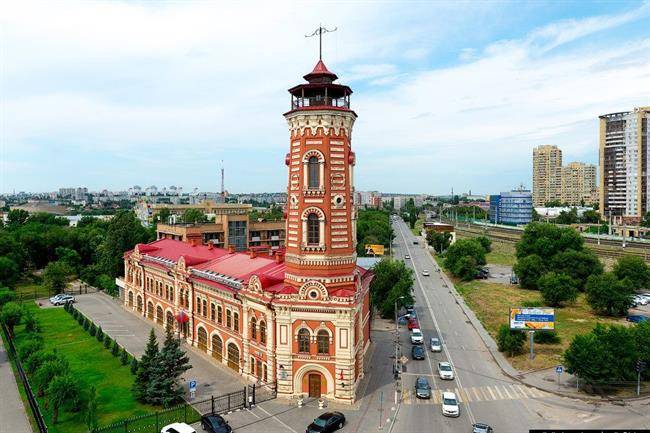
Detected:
left=365, top=244, right=385, bottom=256
left=509, top=307, right=555, bottom=331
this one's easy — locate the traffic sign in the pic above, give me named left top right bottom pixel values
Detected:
left=189, top=380, right=197, bottom=392
left=555, top=365, right=563, bottom=374
left=636, top=360, right=647, bottom=373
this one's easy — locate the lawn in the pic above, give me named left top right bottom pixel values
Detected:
left=13, top=303, right=156, bottom=433
left=485, top=241, right=517, bottom=267
left=454, top=280, right=625, bottom=371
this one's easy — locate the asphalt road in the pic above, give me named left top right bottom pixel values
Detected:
left=390, top=217, right=650, bottom=433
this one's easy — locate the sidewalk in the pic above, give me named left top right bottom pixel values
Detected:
left=0, top=337, right=32, bottom=433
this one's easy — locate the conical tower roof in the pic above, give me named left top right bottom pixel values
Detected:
left=303, top=59, right=338, bottom=83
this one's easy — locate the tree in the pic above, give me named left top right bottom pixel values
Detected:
left=475, top=236, right=492, bottom=253
left=24, top=351, right=57, bottom=375
left=89, top=323, right=97, bottom=337
left=99, top=210, right=153, bottom=278
left=6, top=209, right=29, bottom=226
left=111, top=339, right=120, bottom=357
left=182, top=208, right=207, bottom=224
left=454, top=255, right=478, bottom=281
left=613, top=255, right=650, bottom=290
left=369, top=259, right=414, bottom=318
left=23, top=309, right=41, bottom=333
left=133, top=329, right=159, bottom=402
left=445, top=239, right=486, bottom=275
left=538, top=272, right=578, bottom=307
left=120, top=347, right=130, bottom=365
left=513, top=254, right=546, bottom=290
left=96, top=326, right=104, bottom=342
left=17, top=337, right=44, bottom=360
left=55, top=247, right=81, bottom=271
left=85, top=386, right=98, bottom=431
left=43, top=261, right=74, bottom=294
left=564, top=332, right=612, bottom=382
left=516, top=222, right=583, bottom=261
left=154, top=208, right=171, bottom=225
left=555, top=208, right=578, bottom=225
left=426, top=230, right=452, bottom=253
left=104, top=336, right=112, bottom=349
left=0, top=257, right=19, bottom=287
left=48, top=373, right=81, bottom=424
left=34, top=356, right=69, bottom=397
left=496, top=325, right=526, bottom=357
left=151, top=325, right=192, bottom=406
left=0, top=302, right=23, bottom=335
left=549, top=249, right=603, bottom=291
left=130, top=357, right=139, bottom=375
left=585, top=272, right=634, bottom=316
left=642, top=211, right=650, bottom=228
left=0, top=287, right=16, bottom=307
left=580, top=210, right=601, bottom=224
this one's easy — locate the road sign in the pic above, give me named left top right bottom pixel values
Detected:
left=189, top=380, right=197, bottom=392
left=555, top=365, right=563, bottom=374
left=636, top=360, right=647, bottom=373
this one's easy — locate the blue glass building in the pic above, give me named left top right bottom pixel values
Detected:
left=489, top=189, right=532, bottom=225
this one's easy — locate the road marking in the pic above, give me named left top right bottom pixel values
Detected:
left=472, top=387, right=483, bottom=401
left=493, top=385, right=504, bottom=399
left=502, top=385, right=513, bottom=399
left=454, top=387, right=463, bottom=403
left=510, top=385, right=523, bottom=398
left=255, top=404, right=299, bottom=433
left=487, top=386, right=497, bottom=400
left=459, top=387, right=471, bottom=402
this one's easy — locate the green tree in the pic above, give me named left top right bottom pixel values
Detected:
left=34, top=356, right=69, bottom=396
left=120, top=347, right=129, bottom=366
left=24, top=350, right=57, bottom=375
left=445, top=239, right=486, bottom=277
left=130, top=357, right=139, bottom=375
left=475, top=236, right=492, bottom=253
left=6, top=209, right=30, bottom=226
left=89, top=323, right=97, bottom=337
left=580, top=210, right=601, bottom=224
left=55, top=247, right=81, bottom=271
left=151, top=325, right=192, bottom=406
left=154, top=208, right=171, bottom=225
left=111, top=339, right=120, bottom=357
left=513, top=254, right=546, bottom=290
left=564, top=332, right=612, bottom=382
left=538, top=272, right=578, bottom=307
left=133, top=329, right=159, bottom=402
left=96, top=326, right=104, bottom=342
left=0, top=287, right=16, bottom=307
left=555, top=208, right=579, bottom=224
left=516, top=222, right=583, bottom=261
left=48, top=373, right=81, bottom=424
left=43, top=260, right=74, bottom=294
left=17, top=337, right=44, bottom=360
left=642, top=211, right=650, bottom=228
left=85, top=386, right=99, bottom=431
left=0, top=302, right=23, bottom=335
left=454, top=255, right=478, bottom=281
left=613, top=255, right=650, bottom=290
left=426, top=230, right=452, bottom=253
left=0, top=257, right=19, bottom=287
left=549, top=249, right=602, bottom=291
left=99, top=210, right=153, bottom=278
left=182, top=208, right=207, bottom=224
left=104, top=336, right=112, bottom=349
left=496, top=325, right=526, bottom=357
left=369, top=258, right=414, bottom=318
left=23, top=309, right=41, bottom=333
left=585, top=272, right=634, bottom=316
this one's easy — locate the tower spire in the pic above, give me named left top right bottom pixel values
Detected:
left=305, top=25, right=337, bottom=60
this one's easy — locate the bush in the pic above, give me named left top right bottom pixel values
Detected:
left=513, top=254, right=546, bottom=290
left=585, top=272, right=634, bottom=316
left=111, top=340, right=120, bottom=357
left=0, top=288, right=16, bottom=307
left=17, top=337, right=44, bottom=360
left=23, top=310, right=41, bottom=334
left=96, top=326, right=104, bottom=342
left=120, top=348, right=129, bottom=366
left=538, top=272, right=578, bottom=307
left=475, top=236, right=492, bottom=253
left=534, top=331, right=560, bottom=344
left=76, top=312, right=84, bottom=325
left=130, top=357, right=138, bottom=375
left=613, top=255, right=650, bottom=290
left=89, top=323, right=97, bottom=337
left=521, top=300, right=543, bottom=308
left=496, top=324, right=526, bottom=357
left=0, top=302, right=24, bottom=335
left=104, top=336, right=112, bottom=349
left=82, top=317, right=90, bottom=331
left=453, top=255, right=478, bottom=281
left=24, top=351, right=55, bottom=374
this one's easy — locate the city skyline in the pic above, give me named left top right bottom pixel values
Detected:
left=2, top=1, right=650, bottom=194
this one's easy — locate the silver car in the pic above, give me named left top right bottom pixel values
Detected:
left=430, top=337, right=442, bottom=352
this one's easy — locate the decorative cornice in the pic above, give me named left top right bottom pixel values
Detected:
left=285, top=111, right=356, bottom=138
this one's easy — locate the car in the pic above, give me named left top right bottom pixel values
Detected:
left=405, top=305, right=415, bottom=314
left=306, top=411, right=346, bottom=433
left=201, top=414, right=232, bottom=433
left=50, top=294, right=75, bottom=306
left=510, top=274, right=519, bottom=285
left=410, top=328, right=424, bottom=345
left=633, top=295, right=649, bottom=306
left=430, top=337, right=442, bottom=352
left=422, top=269, right=430, bottom=276
left=475, top=267, right=489, bottom=279
left=472, top=423, right=494, bottom=433
left=404, top=255, right=411, bottom=259
left=161, top=423, right=196, bottom=433
left=407, top=318, right=420, bottom=330
left=413, top=240, right=419, bottom=245
left=627, top=315, right=649, bottom=323
left=438, top=361, right=454, bottom=380
left=441, top=391, right=460, bottom=417
left=411, top=345, right=425, bottom=360
left=414, top=376, right=431, bottom=399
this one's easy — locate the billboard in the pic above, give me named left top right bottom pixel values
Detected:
left=365, top=244, right=385, bottom=256
left=509, top=307, right=555, bottom=331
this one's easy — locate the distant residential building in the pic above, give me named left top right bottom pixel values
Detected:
left=58, top=187, right=76, bottom=198
left=489, top=189, right=533, bottom=225
left=136, top=200, right=251, bottom=225
left=599, top=107, right=650, bottom=224
left=560, top=162, right=597, bottom=206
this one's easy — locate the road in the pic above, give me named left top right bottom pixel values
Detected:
left=391, top=217, right=650, bottom=433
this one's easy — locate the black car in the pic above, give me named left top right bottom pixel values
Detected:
left=415, top=376, right=431, bottom=399
left=201, top=414, right=232, bottom=433
left=411, top=345, right=425, bottom=360
left=475, top=268, right=489, bottom=279
left=306, top=412, right=346, bottom=433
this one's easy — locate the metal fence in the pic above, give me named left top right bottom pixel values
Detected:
left=1, top=324, right=49, bottom=433
left=250, top=382, right=277, bottom=404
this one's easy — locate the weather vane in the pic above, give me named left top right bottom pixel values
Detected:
left=305, top=25, right=337, bottom=60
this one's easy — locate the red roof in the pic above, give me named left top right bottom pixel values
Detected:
left=303, top=59, right=338, bottom=82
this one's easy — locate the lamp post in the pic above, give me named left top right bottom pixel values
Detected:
left=394, top=295, right=405, bottom=405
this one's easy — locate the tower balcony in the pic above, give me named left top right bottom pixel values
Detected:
left=291, top=96, right=350, bottom=110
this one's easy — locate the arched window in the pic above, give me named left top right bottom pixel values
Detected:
left=298, top=329, right=310, bottom=353
left=250, top=317, right=257, bottom=340
left=307, top=213, right=320, bottom=245
left=308, top=156, right=319, bottom=188
left=260, top=321, right=267, bottom=345
left=317, top=330, right=329, bottom=354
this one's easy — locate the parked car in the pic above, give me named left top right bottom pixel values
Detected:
left=201, top=415, right=232, bottom=433
left=404, top=255, right=411, bottom=259
left=509, top=274, right=519, bottom=285
left=407, top=318, right=420, bottom=330
left=633, top=295, right=649, bottom=306
left=430, top=337, right=442, bottom=352
left=438, top=361, right=455, bottom=380
left=441, top=392, right=460, bottom=417
left=413, top=240, right=419, bottom=245
left=627, top=315, right=649, bottom=323
left=411, top=345, right=425, bottom=360
left=472, top=423, right=494, bottom=433
left=475, top=268, right=489, bottom=279
left=306, top=411, right=346, bottom=433
left=422, top=269, right=430, bottom=276
left=161, top=423, right=196, bottom=433
left=50, top=294, right=75, bottom=306
left=415, top=376, right=431, bottom=399
left=410, top=328, right=424, bottom=345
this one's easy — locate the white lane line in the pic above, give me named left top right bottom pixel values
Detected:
left=255, top=405, right=299, bottom=433
left=396, top=220, right=476, bottom=426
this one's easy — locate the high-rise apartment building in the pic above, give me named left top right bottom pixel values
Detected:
left=599, top=107, right=650, bottom=223
left=560, top=162, right=597, bottom=206
left=532, top=145, right=562, bottom=206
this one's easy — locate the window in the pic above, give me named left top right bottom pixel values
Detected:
left=260, top=321, right=266, bottom=344
left=317, top=330, right=329, bottom=354
left=210, top=303, right=216, bottom=321
left=196, top=296, right=201, bottom=313
left=233, top=312, right=240, bottom=332
left=226, top=310, right=232, bottom=328
left=202, top=299, right=207, bottom=317
left=250, top=357, right=256, bottom=376
left=308, top=156, right=319, bottom=188
left=251, top=317, right=257, bottom=340
left=298, top=329, right=310, bottom=353
left=218, top=306, right=223, bottom=324
left=307, top=213, right=320, bottom=245
left=263, top=364, right=267, bottom=382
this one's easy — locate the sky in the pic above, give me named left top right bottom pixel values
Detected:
left=1, top=0, right=650, bottom=195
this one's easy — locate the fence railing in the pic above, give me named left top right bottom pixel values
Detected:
left=1, top=324, right=49, bottom=433
left=250, top=382, right=277, bottom=404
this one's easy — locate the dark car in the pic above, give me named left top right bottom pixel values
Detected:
left=201, top=415, right=231, bottom=433
left=475, top=268, right=489, bottom=279
left=306, top=412, right=346, bottom=433
left=411, top=345, right=425, bottom=360
left=472, top=423, right=494, bottom=433
left=627, top=315, right=649, bottom=323
left=414, top=376, right=431, bottom=399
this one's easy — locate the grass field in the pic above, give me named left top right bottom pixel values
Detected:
left=454, top=280, right=625, bottom=371
left=13, top=303, right=156, bottom=433
left=485, top=241, right=517, bottom=266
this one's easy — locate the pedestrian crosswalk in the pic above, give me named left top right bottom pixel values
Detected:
left=402, top=384, right=548, bottom=405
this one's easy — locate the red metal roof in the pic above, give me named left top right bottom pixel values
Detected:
left=303, top=59, right=338, bottom=82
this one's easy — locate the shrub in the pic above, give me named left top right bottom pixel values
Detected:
left=24, top=351, right=55, bottom=374
left=453, top=255, right=478, bottom=281
left=77, top=312, right=84, bottom=325
left=111, top=340, right=120, bottom=357
left=17, top=337, right=44, bottom=360
left=513, top=254, right=546, bottom=290
left=82, top=317, right=90, bottom=331
left=538, top=272, right=578, bottom=307
left=130, top=357, right=138, bottom=375
left=496, top=324, right=526, bottom=357
left=534, top=331, right=560, bottom=344
left=23, top=310, right=41, bottom=334
left=521, top=300, right=543, bottom=308
left=104, top=336, right=112, bottom=349
left=585, top=272, right=634, bottom=316
left=120, top=347, right=129, bottom=366
left=89, top=323, right=97, bottom=337
left=0, top=287, right=16, bottom=307
left=475, top=236, right=492, bottom=253
left=96, top=326, right=104, bottom=342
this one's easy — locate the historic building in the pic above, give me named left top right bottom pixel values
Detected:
left=121, top=59, right=372, bottom=403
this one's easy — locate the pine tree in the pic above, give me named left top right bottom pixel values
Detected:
left=130, top=357, right=138, bottom=375
left=96, top=326, right=104, bottom=342
left=111, top=340, right=120, bottom=357
left=103, top=336, right=112, bottom=349
left=89, top=323, right=97, bottom=337
left=120, top=347, right=129, bottom=366
left=156, top=324, right=192, bottom=406
left=132, top=329, right=159, bottom=402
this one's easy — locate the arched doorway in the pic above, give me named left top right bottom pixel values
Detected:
left=156, top=306, right=164, bottom=325
left=197, top=327, right=208, bottom=352
left=147, top=302, right=154, bottom=320
left=227, top=343, right=239, bottom=372
left=137, top=296, right=143, bottom=313
left=166, top=311, right=174, bottom=329
left=308, top=373, right=322, bottom=398
left=212, top=335, right=223, bottom=362
left=128, top=291, right=134, bottom=307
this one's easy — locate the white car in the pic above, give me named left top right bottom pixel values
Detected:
left=441, top=391, right=460, bottom=417
left=49, top=294, right=75, bottom=306
left=404, top=255, right=411, bottom=259
left=422, top=269, right=430, bottom=276
left=438, top=361, right=454, bottom=380
left=410, top=328, right=424, bottom=345
left=430, top=337, right=442, bottom=352
left=161, top=423, right=196, bottom=433
left=634, top=295, right=649, bottom=305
